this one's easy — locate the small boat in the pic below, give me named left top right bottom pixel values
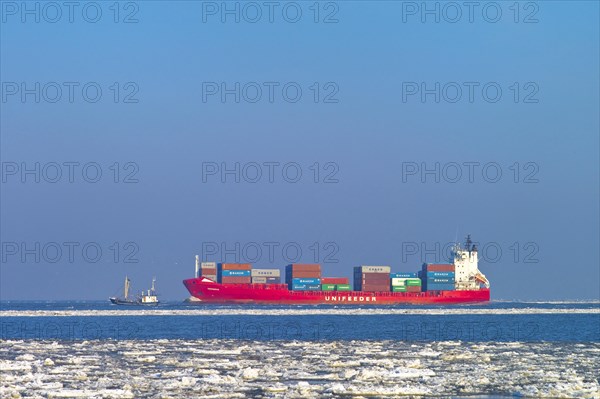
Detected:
left=110, top=276, right=159, bottom=306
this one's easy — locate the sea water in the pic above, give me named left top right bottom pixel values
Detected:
left=1, top=301, right=598, bottom=398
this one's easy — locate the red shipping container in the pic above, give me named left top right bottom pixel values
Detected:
left=406, top=286, right=422, bottom=292
left=221, top=276, right=251, bottom=284
left=321, top=277, right=349, bottom=285
left=287, top=264, right=321, bottom=272
left=358, top=273, right=391, bottom=282
left=424, top=264, right=455, bottom=272
left=359, top=281, right=391, bottom=286
left=220, top=263, right=252, bottom=270
left=287, top=271, right=322, bottom=278
left=360, top=276, right=389, bottom=281
left=201, top=267, right=216, bottom=274
left=356, top=282, right=389, bottom=289
left=360, top=286, right=390, bottom=290
left=360, top=285, right=391, bottom=292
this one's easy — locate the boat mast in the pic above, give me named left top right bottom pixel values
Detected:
left=124, top=276, right=130, bottom=299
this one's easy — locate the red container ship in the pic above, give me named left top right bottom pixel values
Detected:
left=183, top=237, right=491, bottom=305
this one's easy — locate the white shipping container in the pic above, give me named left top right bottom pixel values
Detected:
left=391, top=278, right=422, bottom=286
left=252, top=277, right=267, bottom=283
left=360, top=266, right=391, bottom=273
left=251, top=269, right=281, bottom=277
left=201, top=262, right=217, bottom=269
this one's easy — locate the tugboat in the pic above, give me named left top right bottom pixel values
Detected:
left=110, top=276, right=159, bottom=306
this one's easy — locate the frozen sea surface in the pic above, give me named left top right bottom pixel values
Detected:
left=1, top=339, right=598, bottom=398
left=1, top=302, right=598, bottom=398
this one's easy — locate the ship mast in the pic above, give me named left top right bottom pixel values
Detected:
left=124, top=276, right=130, bottom=299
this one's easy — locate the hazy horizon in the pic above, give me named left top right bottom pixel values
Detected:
left=2, top=1, right=599, bottom=302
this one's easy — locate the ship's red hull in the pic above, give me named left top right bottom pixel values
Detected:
left=183, top=278, right=490, bottom=305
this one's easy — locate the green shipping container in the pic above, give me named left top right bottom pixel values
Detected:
left=392, top=286, right=407, bottom=292
left=336, top=284, right=351, bottom=291
left=406, top=279, right=422, bottom=286
left=321, top=284, right=336, bottom=291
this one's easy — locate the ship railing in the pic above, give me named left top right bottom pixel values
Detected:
left=222, top=283, right=287, bottom=289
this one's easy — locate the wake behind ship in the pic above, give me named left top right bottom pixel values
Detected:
left=183, top=236, right=490, bottom=305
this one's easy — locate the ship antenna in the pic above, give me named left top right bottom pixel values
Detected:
left=465, top=234, right=472, bottom=252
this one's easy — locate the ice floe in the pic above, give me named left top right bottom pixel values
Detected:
left=0, top=339, right=598, bottom=398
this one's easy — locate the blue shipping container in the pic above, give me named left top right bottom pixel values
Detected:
left=391, top=272, right=417, bottom=278
left=425, top=284, right=455, bottom=291
left=292, top=278, right=320, bottom=285
left=291, top=284, right=321, bottom=291
left=426, top=278, right=455, bottom=283
left=221, top=270, right=251, bottom=277
left=426, top=271, right=455, bottom=278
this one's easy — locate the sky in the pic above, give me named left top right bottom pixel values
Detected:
left=1, top=1, right=599, bottom=301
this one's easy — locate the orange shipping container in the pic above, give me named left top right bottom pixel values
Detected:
left=423, top=264, right=455, bottom=272
left=219, top=263, right=252, bottom=270
left=221, top=276, right=251, bottom=284
left=321, top=277, right=349, bottom=285
left=287, top=264, right=321, bottom=272
left=287, top=271, right=322, bottom=278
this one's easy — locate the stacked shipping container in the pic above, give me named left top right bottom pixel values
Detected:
left=200, top=262, right=218, bottom=281
left=251, top=269, right=281, bottom=284
left=321, top=277, right=350, bottom=291
left=354, top=266, right=391, bottom=292
left=390, top=275, right=422, bottom=292
left=286, top=264, right=321, bottom=290
left=218, top=263, right=252, bottom=284
left=421, top=263, right=456, bottom=291
left=198, top=259, right=461, bottom=292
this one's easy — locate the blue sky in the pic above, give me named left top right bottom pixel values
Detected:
left=1, top=1, right=598, bottom=300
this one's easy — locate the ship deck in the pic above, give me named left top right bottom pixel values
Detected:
left=183, top=278, right=490, bottom=304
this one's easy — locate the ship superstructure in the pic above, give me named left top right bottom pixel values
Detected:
left=453, top=235, right=490, bottom=291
